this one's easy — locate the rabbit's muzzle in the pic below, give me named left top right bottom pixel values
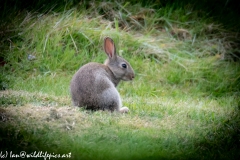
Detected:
left=124, top=73, right=135, bottom=81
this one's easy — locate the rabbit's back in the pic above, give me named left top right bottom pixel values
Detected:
left=70, top=62, right=121, bottom=111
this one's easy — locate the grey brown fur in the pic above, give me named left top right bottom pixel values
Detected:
left=70, top=37, right=134, bottom=113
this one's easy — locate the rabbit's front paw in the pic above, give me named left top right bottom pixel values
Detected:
left=120, top=107, right=129, bottom=113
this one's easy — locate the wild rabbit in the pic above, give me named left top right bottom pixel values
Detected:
left=70, top=37, right=134, bottom=113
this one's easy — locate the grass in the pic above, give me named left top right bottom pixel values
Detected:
left=1, top=90, right=238, bottom=159
left=1, top=0, right=240, bottom=159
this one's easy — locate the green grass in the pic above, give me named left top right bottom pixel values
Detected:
left=1, top=1, right=240, bottom=160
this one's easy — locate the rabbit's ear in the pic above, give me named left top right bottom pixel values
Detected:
left=104, top=37, right=117, bottom=60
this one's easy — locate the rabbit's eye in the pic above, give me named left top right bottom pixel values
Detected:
left=121, top=63, right=127, bottom=68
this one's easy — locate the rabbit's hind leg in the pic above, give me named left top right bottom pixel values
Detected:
left=101, top=87, right=122, bottom=112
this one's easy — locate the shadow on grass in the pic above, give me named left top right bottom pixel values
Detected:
left=192, top=102, right=240, bottom=160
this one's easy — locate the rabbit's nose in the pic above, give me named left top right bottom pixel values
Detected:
left=131, top=73, right=135, bottom=80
